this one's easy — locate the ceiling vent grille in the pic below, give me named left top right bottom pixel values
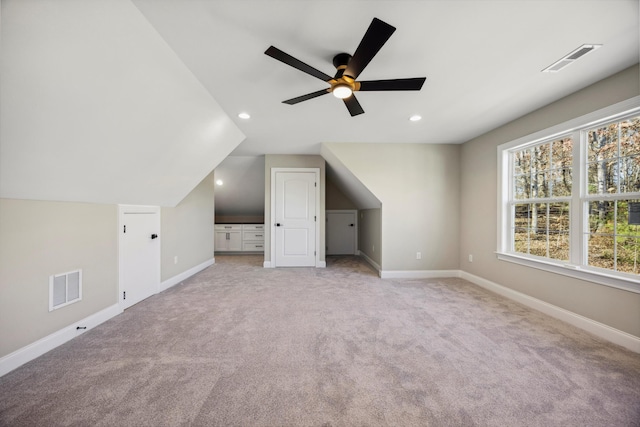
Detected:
left=542, top=44, right=602, bottom=73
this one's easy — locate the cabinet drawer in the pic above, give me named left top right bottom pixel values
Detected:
left=215, top=224, right=242, bottom=231
left=243, top=231, right=265, bottom=241
left=242, top=224, right=264, bottom=231
left=243, top=242, right=265, bottom=251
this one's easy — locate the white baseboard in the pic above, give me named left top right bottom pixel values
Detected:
left=263, top=261, right=272, bottom=268
left=359, top=252, right=381, bottom=276
left=380, top=269, right=460, bottom=279
left=159, top=258, right=214, bottom=293
left=317, top=261, right=326, bottom=268
left=460, top=270, right=640, bottom=353
left=0, top=303, right=122, bottom=378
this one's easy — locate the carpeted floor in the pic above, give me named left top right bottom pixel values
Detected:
left=1, top=255, right=639, bottom=426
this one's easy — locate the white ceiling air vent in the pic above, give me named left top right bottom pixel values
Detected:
left=542, top=44, right=602, bottom=73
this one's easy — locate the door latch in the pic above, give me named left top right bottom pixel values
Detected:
left=151, top=234, right=158, bottom=239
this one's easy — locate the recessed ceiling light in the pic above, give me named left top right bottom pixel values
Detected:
left=215, top=179, right=223, bottom=186
left=409, top=115, right=422, bottom=122
left=238, top=112, right=251, bottom=119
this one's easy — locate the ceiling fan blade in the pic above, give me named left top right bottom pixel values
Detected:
left=283, top=89, right=331, bottom=105
left=343, top=95, right=364, bottom=116
left=344, top=18, right=396, bottom=80
left=358, top=77, right=426, bottom=91
left=265, top=46, right=333, bottom=82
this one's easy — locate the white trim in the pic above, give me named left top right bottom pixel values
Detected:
left=270, top=168, right=321, bottom=268
left=359, top=252, right=381, bottom=275
left=159, top=258, right=214, bottom=293
left=263, top=261, right=271, bottom=268
left=460, top=270, right=640, bottom=353
left=0, top=303, right=122, bottom=377
left=380, top=270, right=460, bottom=279
left=496, top=252, right=640, bottom=294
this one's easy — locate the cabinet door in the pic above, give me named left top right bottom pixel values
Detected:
left=228, top=231, right=242, bottom=251
left=215, top=231, right=230, bottom=251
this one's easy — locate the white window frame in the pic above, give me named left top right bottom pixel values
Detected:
left=497, top=96, right=640, bottom=294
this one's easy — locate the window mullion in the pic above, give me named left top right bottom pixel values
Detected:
left=570, top=130, right=583, bottom=266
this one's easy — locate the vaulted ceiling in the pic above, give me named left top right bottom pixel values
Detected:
left=1, top=0, right=638, bottom=208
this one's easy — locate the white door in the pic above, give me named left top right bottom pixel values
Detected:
left=327, top=210, right=357, bottom=255
left=119, top=206, right=160, bottom=309
left=274, top=171, right=317, bottom=267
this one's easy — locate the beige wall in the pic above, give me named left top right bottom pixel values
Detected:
left=459, top=64, right=640, bottom=337
left=358, top=208, right=382, bottom=267
left=161, top=170, right=216, bottom=280
left=323, top=143, right=460, bottom=271
left=0, top=199, right=118, bottom=357
left=264, top=155, right=326, bottom=264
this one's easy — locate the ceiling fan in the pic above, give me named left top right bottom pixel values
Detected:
left=265, top=17, right=426, bottom=117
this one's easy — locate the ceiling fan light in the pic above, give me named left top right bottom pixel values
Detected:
left=332, top=84, right=353, bottom=99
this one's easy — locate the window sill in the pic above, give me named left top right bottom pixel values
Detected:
left=495, top=252, right=640, bottom=294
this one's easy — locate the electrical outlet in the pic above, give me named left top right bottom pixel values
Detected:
left=174, top=256, right=178, bottom=264
left=468, top=254, right=473, bottom=262
left=416, top=252, right=422, bottom=260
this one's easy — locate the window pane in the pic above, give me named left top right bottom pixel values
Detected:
left=529, top=203, right=547, bottom=257
left=619, top=155, right=640, bottom=194
left=513, top=149, right=531, bottom=175
left=548, top=203, right=569, bottom=261
left=514, top=175, right=530, bottom=199
left=587, top=123, right=618, bottom=162
left=616, top=236, right=640, bottom=275
left=532, top=143, right=551, bottom=172
left=620, top=117, right=640, bottom=157
left=551, top=137, right=572, bottom=167
left=616, top=200, right=640, bottom=237
left=514, top=228, right=529, bottom=254
left=588, top=234, right=615, bottom=270
left=588, top=201, right=615, bottom=234
left=550, top=168, right=571, bottom=196
left=532, top=172, right=549, bottom=198
left=513, top=204, right=531, bottom=254
left=588, top=159, right=618, bottom=194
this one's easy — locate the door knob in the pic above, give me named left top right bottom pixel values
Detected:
left=349, top=224, right=354, bottom=227
left=276, top=223, right=281, bottom=227
left=151, top=234, right=158, bottom=239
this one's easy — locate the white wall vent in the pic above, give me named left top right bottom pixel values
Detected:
left=49, top=270, right=82, bottom=311
left=542, top=44, right=602, bottom=73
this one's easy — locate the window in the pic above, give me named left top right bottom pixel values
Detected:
left=498, top=96, right=640, bottom=293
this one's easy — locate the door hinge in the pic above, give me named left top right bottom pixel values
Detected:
left=314, top=250, right=316, bottom=256
left=123, top=291, right=126, bottom=300
left=314, top=182, right=317, bottom=187
left=314, top=216, right=316, bottom=222
left=123, top=225, right=126, bottom=233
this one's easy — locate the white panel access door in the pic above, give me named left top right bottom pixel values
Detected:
left=326, top=210, right=357, bottom=255
left=119, top=205, right=160, bottom=310
left=273, top=170, right=318, bottom=267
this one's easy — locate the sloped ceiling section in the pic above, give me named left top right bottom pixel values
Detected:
left=0, top=0, right=245, bottom=207
left=321, top=144, right=381, bottom=210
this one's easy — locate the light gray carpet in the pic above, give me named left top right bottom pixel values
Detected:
left=1, top=255, right=639, bottom=426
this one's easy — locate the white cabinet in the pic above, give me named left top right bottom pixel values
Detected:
left=215, top=224, right=264, bottom=252
left=215, top=224, right=242, bottom=251
left=242, top=224, right=265, bottom=252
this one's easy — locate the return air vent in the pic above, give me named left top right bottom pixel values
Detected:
left=542, top=44, right=602, bottom=73
left=49, top=270, right=82, bottom=311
